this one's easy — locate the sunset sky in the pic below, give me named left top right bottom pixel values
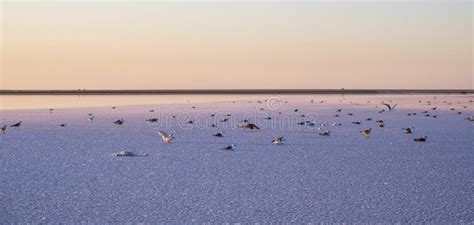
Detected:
left=1, top=0, right=472, bottom=90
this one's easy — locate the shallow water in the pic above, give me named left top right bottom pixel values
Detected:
left=0, top=94, right=279, bottom=110
left=0, top=94, right=473, bottom=223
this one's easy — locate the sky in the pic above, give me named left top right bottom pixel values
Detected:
left=1, top=0, right=472, bottom=90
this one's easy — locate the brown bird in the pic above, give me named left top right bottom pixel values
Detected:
left=360, top=128, right=372, bottom=137
left=241, top=123, right=260, bottom=130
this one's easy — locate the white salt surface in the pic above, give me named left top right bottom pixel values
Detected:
left=0, top=94, right=473, bottom=223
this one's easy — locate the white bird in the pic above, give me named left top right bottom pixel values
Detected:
left=272, top=137, right=286, bottom=145
left=158, top=131, right=175, bottom=143
left=221, top=144, right=236, bottom=151
left=381, top=103, right=398, bottom=111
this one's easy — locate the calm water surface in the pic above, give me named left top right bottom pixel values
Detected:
left=0, top=94, right=286, bottom=110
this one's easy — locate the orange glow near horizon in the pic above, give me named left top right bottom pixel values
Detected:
left=1, top=1, right=472, bottom=89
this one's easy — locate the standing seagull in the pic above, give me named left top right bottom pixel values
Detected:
left=1, top=125, right=6, bottom=133
left=272, top=137, right=286, bottom=145
left=213, top=131, right=224, bottom=137
left=402, top=127, right=413, bottom=134
left=158, top=131, right=175, bottom=143
left=10, top=121, right=22, bottom=127
left=221, top=144, right=236, bottom=151
left=414, top=136, right=428, bottom=142
left=113, top=119, right=124, bottom=125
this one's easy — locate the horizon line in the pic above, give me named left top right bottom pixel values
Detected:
left=0, top=89, right=473, bottom=95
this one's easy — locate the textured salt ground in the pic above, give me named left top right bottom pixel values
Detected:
left=0, top=94, right=473, bottom=223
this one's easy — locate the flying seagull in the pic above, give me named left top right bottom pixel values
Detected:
left=158, top=130, right=175, bottom=143
left=381, top=103, right=398, bottom=111
left=272, top=137, right=286, bottom=145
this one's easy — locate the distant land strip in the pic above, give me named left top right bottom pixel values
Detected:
left=0, top=89, right=473, bottom=95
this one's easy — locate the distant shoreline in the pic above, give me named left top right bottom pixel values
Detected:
left=0, top=89, right=472, bottom=95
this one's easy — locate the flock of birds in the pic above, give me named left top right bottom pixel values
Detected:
left=1, top=97, right=473, bottom=157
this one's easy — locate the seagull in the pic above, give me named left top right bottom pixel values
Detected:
left=221, top=144, right=236, bottom=151
left=213, top=131, right=224, bottom=137
left=49, top=108, right=54, bottom=114
left=402, top=127, right=413, bottom=134
left=377, top=123, right=385, bottom=128
left=414, top=136, right=428, bottom=142
left=112, top=151, right=148, bottom=157
left=272, top=137, right=286, bottom=145
left=113, top=119, right=124, bottom=125
left=10, top=121, right=22, bottom=127
left=331, top=122, right=342, bottom=127
left=158, top=131, right=175, bottom=143
left=186, top=120, right=194, bottom=124
left=360, top=128, right=372, bottom=137
left=240, top=123, right=260, bottom=130
left=352, top=121, right=361, bottom=125
left=265, top=116, right=272, bottom=120
left=319, top=131, right=331, bottom=136
left=1, top=125, right=6, bottom=133
left=58, top=123, right=67, bottom=127
left=146, top=118, right=158, bottom=123
left=382, top=102, right=397, bottom=111
left=88, top=115, right=95, bottom=122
